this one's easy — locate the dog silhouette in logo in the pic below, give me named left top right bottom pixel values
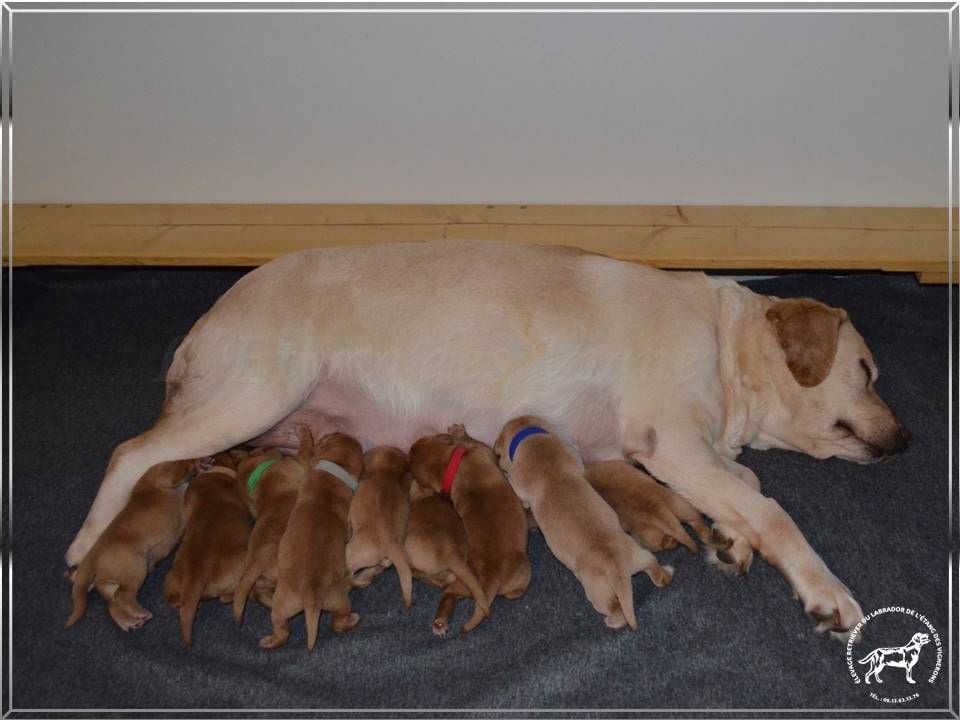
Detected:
left=858, top=632, right=930, bottom=684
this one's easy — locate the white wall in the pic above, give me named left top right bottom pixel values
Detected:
left=14, top=11, right=946, bottom=205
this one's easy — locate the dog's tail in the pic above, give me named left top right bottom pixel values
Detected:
left=65, top=556, right=95, bottom=628
left=232, top=548, right=270, bottom=624
left=303, top=584, right=322, bottom=652
left=449, top=556, right=491, bottom=623
left=608, top=565, right=638, bottom=631
left=384, top=538, right=414, bottom=612
left=462, top=577, right=500, bottom=634
left=178, top=576, right=206, bottom=647
left=858, top=649, right=881, bottom=665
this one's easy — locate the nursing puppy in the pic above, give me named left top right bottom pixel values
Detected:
left=409, top=424, right=529, bottom=634
left=345, top=446, right=414, bottom=610
left=232, top=433, right=312, bottom=624
left=164, top=451, right=252, bottom=647
left=495, top=416, right=673, bottom=630
left=404, top=481, right=491, bottom=637
left=585, top=461, right=709, bottom=555
left=66, top=460, right=192, bottom=631
left=261, top=430, right=364, bottom=651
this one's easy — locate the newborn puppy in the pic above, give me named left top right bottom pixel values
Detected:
left=164, top=450, right=253, bottom=647
left=261, top=430, right=364, bottom=651
left=66, top=460, right=192, bottom=631
left=232, top=432, right=313, bottom=624
left=345, top=446, right=414, bottom=610
left=409, top=424, right=529, bottom=634
left=585, top=461, right=709, bottom=554
left=404, top=481, right=491, bottom=637
left=494, top=416, right=673, bottom=630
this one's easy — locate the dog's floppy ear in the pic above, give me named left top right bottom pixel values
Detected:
left=766, top=298, right=848, bottom=388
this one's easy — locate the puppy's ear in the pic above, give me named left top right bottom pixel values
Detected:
left=766, top=299, right=847, bottom=388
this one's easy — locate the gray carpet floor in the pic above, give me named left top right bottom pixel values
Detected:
left=8, top=268, right=957, bottom=715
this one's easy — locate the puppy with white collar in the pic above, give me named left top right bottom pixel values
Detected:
left=494, top=415, right=673, bottom=630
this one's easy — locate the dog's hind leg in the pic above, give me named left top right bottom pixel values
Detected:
left=66, top=364, right=320, bottom=567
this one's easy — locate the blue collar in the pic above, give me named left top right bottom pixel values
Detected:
left=508, top=426, right=549, bottom=462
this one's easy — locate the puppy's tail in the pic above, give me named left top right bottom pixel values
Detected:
left=655, top=512, right=700, bottom=554
left=462, top=578, right=500, bottom=634
left=178, top=577, right=205, bottom=647
left=65, top=557, right=94, bottom=628
left=296, top=424, right=315, bottom=465
left=608, top=565, right=637, bottom=631
left=232, top=549, right=269, bottom=624
left=449, top=557, right=491, bottom=623
left=303, top=585, right=322, bottom=652
left=384, top=538, right=414, bottom=612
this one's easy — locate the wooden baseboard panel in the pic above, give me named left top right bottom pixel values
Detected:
left=5, top=204, right=957, bottom=282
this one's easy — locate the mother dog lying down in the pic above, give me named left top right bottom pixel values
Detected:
left=66, top=240, right=910, bottom=635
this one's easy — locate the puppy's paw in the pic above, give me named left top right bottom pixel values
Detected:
left=259, top=633, right=288, bottom=650
left=604, top=611, right=627, bottom=630
left=109, top=605, right=151, bottom=632
left=332, top=612, right=360, bottom=634
left=432, top=618, right=449, bottom=638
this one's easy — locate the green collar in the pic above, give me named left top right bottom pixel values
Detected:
left=246, top=459, right=278, bottom=497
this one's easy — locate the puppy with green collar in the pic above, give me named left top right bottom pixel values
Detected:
left=494, top=415, right=673, bottom=630
left=231, top=432, right=313, bottom=627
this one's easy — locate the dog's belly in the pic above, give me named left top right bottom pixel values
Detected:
left=250, top=377, right=624, bottom=460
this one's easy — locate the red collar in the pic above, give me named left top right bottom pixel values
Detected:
left=441, top=447, right=469, bottom=494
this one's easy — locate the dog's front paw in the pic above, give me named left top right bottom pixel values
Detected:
left=797, top=570, right=863, bottom=641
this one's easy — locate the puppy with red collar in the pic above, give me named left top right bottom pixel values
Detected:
left=409, top=424, right=529, bottom=634
left=494, top=416, right=673, bottom=630
left=404, top=478, right=491, bottom=637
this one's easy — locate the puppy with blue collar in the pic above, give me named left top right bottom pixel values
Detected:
left=494, top=415, right=673, bottom=630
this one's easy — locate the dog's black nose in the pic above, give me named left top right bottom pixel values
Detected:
left=888, top=426, right=912, bottom=455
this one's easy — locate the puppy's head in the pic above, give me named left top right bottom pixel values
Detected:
left=314, top=432, right=364, bottom=479
left=408, top=433, right=457, bottom=493
left=493, top=415, right=553, bottom=471
left=361, top=446, right=409, bottom=480
left=759, top=297, right=910, bottom=464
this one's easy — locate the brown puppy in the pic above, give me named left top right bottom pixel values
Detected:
left=409, top=424, right=529, bottom=634
left=404, top=481, right=491, bottom=637
left=585, top=461, right=710, bottom=554
left=261, top=430, right=364, bottom=651
left=345, top=446, right=414, bottom=610
left=494, top=416, right=673, bottom=630
left=66, top=460, right=192, bottom=631
left=232, top=433, right=312, bottom=624
left=164, top=450, right=253, bottom=647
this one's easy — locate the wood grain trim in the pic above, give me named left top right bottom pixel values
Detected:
left=6, top=204, right=957, bottom=281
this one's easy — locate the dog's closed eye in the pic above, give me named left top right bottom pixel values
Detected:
left=834, top=420, right=855, bottom=437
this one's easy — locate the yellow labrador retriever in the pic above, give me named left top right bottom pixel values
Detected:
left=67, top=240, right=909, bottom=637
